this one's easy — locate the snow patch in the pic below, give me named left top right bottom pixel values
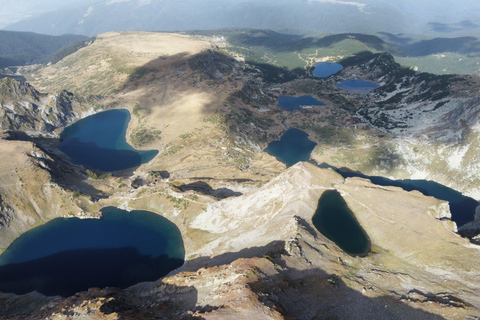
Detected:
left=447, top=146, right=469, bottom=170
left=84, top=6, right=93, bottom=17
left=4, top=104, right=15, bottom=111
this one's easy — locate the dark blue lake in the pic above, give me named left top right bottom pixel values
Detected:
left=312, top=62, right=343, bottom=78
left=59, top=109, right=158, bottom=172
left=336, top=79, right=379, bottom=94
left=264, top=128, right=317, bottom=167
left=278, top=95, right=325, bottom=112
left=336, top=169, right=478, bottom=227
left=0, top=207, right=184, bottom=297
left=312, top=190, right=370, bottom=256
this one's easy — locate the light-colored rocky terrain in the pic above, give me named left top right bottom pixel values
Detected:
left=1, top=31, right=480, bottom=319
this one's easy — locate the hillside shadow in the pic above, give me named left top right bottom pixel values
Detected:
left=0, top=73, right=26, bottom=82
left=2, top=131, right=112, bottom=199
left=118, top=49, right=303, bottom=164
left=249, top=265, right=451, bottom=320
left=175, top=181, right=242, bottom=199
left=0, top=239, right=468, bottom=318
left=100, top=285, right=200, bottom=320
left=428, top=20, right=479, bottom=33
left=402, top=36, right=480, bottom=57
left=183, top=241, right=286, bottom=271
left=184, top=241, right=451, bottom=319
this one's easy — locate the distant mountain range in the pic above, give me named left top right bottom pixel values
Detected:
left=0, top=31, right=87, bottom=68
left=3, top=0, right=480, bottom=37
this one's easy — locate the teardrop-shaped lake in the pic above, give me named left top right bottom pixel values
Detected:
left=312, top=190, right=370, bottom=256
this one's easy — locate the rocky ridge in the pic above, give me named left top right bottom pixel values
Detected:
left=0, top=78, right=94, bottom=134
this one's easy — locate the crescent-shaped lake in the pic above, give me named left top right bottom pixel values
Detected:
left=59, top=109, right=158, bottom=172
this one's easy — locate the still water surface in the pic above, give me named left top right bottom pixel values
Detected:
left=59, top=109, right=158, bottom=172
left=0, top=207, right=184, bottom=297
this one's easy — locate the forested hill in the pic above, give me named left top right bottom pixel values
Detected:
left=0, top=31, right=87, bottom=68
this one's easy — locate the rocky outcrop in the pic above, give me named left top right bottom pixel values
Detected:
left=0, top=195, right=14, bottom=230
left=0, top=139, right=96, bottom=249
left=0, top=78, right=91, bottom=133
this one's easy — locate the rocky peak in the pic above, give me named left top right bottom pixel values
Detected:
left=0, top=78, right=91, bottom=133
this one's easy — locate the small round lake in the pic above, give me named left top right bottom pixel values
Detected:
left=312, top=62, right=343, bottom=78
left=0, top=207, right=184, bottom=297
left=336, top=79, right=379, bottom=94
left=278, top=95, right=325, bottom=112
left=312, top=190, right=370, bottom=256
left=264, top=128, right=317, bottom=167
left=59, top=109, right=158, bottom=172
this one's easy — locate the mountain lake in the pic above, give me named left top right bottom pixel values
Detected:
left=312, top=189, right=370, bottom=256
left=0, top=207, right=184, bottom=297
left=264, top=128, right=317, bottom=167
left=59, top=109, right=158, bottom=172
left=278, top=95, right=325, bottom=111
left=312, top=62, right=343, bottom=77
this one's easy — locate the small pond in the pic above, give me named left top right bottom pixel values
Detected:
left=312, top=190, right=370, bottom=256
left=264, top=128, right=317, bottom=167
left=336, top=79, right=379, bottom=94
left=278, top=95, right=325, bottom=112
left=59, top=109, right=158, bottom=172
left=312, top=62, right=343, bottom=78
left=0, top=207, right=184, bottom=297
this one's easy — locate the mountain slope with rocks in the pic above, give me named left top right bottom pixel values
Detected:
left=0, top=31, right=480, bottom=319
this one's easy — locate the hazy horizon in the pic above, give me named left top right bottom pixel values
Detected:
left=1, top=0, right=480, bottom=36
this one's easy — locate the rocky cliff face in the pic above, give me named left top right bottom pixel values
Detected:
left=0, top=78, right=93, bottom=134
left=0, top=138, right=100, bottom=249
left=0, top=195, right=14, bottom=230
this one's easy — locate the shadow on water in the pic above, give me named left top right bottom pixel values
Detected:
left=59, top=138, right=157, bottom=173
left=2, top=130, right=110, bottom=199
left=312, top=190, right=370, bottom=256
left=0, top=247, right=183, bottom=297
left=0, top=74, right=26, bottom=82
left=0, top=207, right=185, bottom=297
left=314, top=161, right=478, bottom=227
